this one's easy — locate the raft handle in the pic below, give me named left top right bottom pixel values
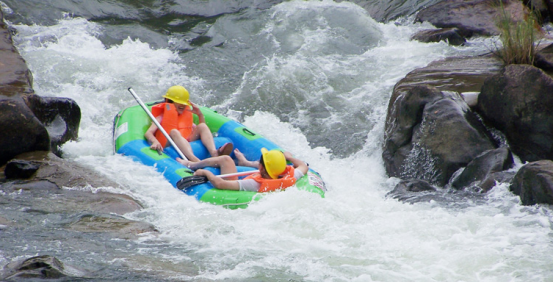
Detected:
left=242, top=128, right=256, bottom=136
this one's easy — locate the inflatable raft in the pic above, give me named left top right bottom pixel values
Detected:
left=113, top=101, right=326, bottom=209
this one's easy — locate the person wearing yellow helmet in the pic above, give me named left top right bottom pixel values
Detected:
left=180, top=148, right=309, bottom=192
left=145, top=85, right=232, bottom=162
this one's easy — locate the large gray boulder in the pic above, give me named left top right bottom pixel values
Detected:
left=0, top=97, right=51, bottom=165
left=383, top=85, right=497, bottom=186
left=475, top=64, right=553, bottom=163
left=0, top=9, right=80, bottom=166
left=24, top=95, right=81, bottom=156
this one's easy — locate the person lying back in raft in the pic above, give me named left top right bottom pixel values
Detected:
left=177, top=148, right=308, bottom=192
left=144, top=85, right=233, bottom=162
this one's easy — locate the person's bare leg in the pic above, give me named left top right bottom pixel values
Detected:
left=170, top=129, right=200, bottom=162
left=189, top=123, right=219, bottom=157
left=177, top=155, right=238, bottom=179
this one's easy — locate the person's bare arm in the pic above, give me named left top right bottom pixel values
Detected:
left=194, top=169, right=240, bottom=190
left=144, top=117, right=163, bottom=152
left=234, top=149, right=259, bottom=168
left=283, top=152, right=309, bottom=175
left=190, top=102, right=205, bottom=124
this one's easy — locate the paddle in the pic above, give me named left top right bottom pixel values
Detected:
left=177, top=175, right=208, bottom=190
left=127, top=87, right=188, bottom=161
left=177, top=170, right=259, bottom=190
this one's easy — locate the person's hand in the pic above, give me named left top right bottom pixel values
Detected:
left=194, top=169, right=211, bottom=178
left=190, top=102, right=202, bottom=116
left=150, top=140, right=163, bottom=153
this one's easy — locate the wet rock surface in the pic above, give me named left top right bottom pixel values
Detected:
left=383, top=85, right=497, bottom=186
left=534, top=43, right=553, bottom=73
left=24, top=94, right=81, bottom=156
left=450, top=147, right=515, bottom=192
left=410, top=27, right=466, bottom=46
left=475, top=64, right=553, bottom=163
left=393, top=54, right=504, bottom=94
left=510, top=160, right=553, bottom=205
left=0, top=11, right=33, bottom=95
left=386, top=178, right=438, bottom=203
left=1, top=151, right=145, bottom=215
left=0, top=8, right=81, bottom=167
left=0, top=255, right=88, bottom=280
left=383, top=48, right=552, bottom=205
left=414, top=0, right=528, bottom=38
left=0, top=12, right=159, bottom=266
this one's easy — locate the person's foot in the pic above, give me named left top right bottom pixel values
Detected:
left=234, top=148, right=249, bottom=166
left=217, top=142, right=233, bottom=156
left=176, top=157, right=193, bottom=169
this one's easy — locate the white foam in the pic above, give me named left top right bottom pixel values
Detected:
left=10, top=3, right=552, bottom=281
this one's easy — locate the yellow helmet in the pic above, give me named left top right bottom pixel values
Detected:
left=261, top=148, right=287, bottom=179
left=163, top=85, right=190, bottom=105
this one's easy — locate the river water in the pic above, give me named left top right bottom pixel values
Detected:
left=1, top=0, right=552, bottom=281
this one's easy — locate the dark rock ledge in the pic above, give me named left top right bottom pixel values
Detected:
left=0, top=9, right=156, bottom=279
left=0, top=8, right=148, bottom=224
left=385, top=0, right=553, bottom=206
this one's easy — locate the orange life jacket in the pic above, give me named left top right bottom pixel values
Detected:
left=151, top=103, right=193, bottom=147
left=245, top=166, right=296, bottom=193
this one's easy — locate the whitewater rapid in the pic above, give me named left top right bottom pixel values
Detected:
left=4, top=1, right=552, bottom=281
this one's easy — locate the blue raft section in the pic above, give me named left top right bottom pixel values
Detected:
left=117, top=119, right=281, bottom=201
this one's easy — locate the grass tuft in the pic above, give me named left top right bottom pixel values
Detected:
left=494, top=1, right=538, bottom=65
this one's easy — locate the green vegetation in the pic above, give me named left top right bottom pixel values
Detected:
left=494, top=2, right=538, bottom=65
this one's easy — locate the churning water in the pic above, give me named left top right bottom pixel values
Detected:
left=2, top=0, right=552, bottom=281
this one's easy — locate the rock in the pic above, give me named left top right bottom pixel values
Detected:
left=0, top=9, right=47, bottom=166
left=451, top=147, right=514, bottom=191
left=475, top=64, right=553, bottom=162
left=4, top=159, right=40, bottom=179
left=394, top=55, right=503, bottom=94
left=510, top=160, right=553, bottom=205
left=0, top=98, right=51, bottom=166
left=2, top=151, right=117, bottom=188
left=344, top=0, right=438, bottom=22
left=390, top=178, right=437, bottom=193
left=0, top=151, right=144, bottom=215
left=386, top=178, right=437, bottom=203
left=411, top=27, right=466, bottom=46
left=415, top=0, right=528, bottom=37
left=524, top=0, right=553, bottom=23
left=24, top=95, right=81, bottom=156
left=534, top=43, right=553, bottom=74
left=1, top=179, right=59, bottom=191
left=2, top=178, right=144, bottom=215
left=0, top=255, right=87, bottom=280
left=0, top=10, right=81, bottom=166
left=0, top=10, right=33, bottom=95
left=383, top=85, right=497, bottom=186
left=0, top=94, right=81, bottom=165
left=478, top=170, right=517, bottom=192
left=67, top=214, right=158, bottom=239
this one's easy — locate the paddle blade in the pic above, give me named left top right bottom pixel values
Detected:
left=177, top=175, right=208, bottom=190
